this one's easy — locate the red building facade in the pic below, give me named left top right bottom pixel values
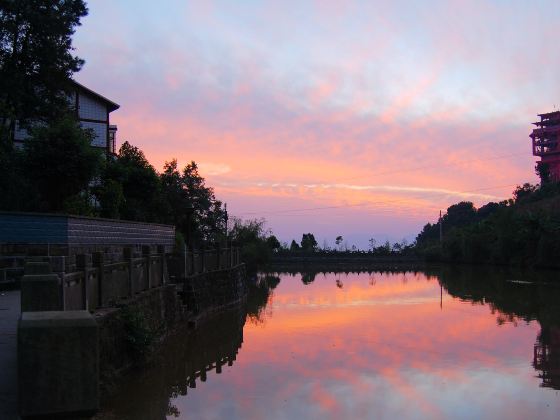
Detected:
left=530, top=111, right=560, bottom=182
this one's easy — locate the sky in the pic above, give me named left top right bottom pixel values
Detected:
left=73, top=0, right=560, bottom=248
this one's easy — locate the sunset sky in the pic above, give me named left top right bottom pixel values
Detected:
left=73, top=0, right=560, bottom=248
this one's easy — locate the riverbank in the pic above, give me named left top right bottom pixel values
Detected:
left=0, top=262, right=247, bottom=419
left=97, top=264, right=247, bottom=396
left=95, top=302, right=248, bottom=419
left=90, top=267, right=560, bottom=419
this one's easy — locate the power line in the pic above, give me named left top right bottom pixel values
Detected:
left=236, top=183, right=517, bottom=217
left=228, top=151, right=528, bottom=217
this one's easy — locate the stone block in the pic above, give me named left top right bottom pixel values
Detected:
left=24, top=261, right=51, bottom=275
left=92, top=251, right=105, bottom=268
left=20, top=273, right=61, bottom=312
left=18, top=311, right=99, bottom=417
left=76, top=253, right=92, bottom=269
left=49, top=256, right=66, bottom=272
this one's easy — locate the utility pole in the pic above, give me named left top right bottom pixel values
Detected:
left=224, top=203, right=228, bottom=246
left=439, top=210, right=443, bottom=243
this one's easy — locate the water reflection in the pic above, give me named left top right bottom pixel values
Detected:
left=246, top=274, right=280, bottom=325
left=436, top=265, right=560, bottom=390
left=98, top=267, right=560, bottom=419
left=99, top=307, right=246, bottom=419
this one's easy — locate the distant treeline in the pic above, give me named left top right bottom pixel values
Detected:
left=276, top=233, right=414, bottom=255
left=414, top=182, right=560, bottom=268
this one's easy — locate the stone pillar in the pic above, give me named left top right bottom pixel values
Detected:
left=76, top=254, right=92, bottom=311
left=49, top=256, right=66, bottom=277
left=215, top=244, right=221, bottom=270
left=18, top=311, right=99, bottom=418
left=92, top=252, right=104, bottom=308
left=157, top=245, right=167, bottom=285
left=123, top=247, right=133, bottom=294
left=142, top=245, right=152, bottom=288
left=20, top=262, right=61, bottom=312
left=183, top=244, right=188, bottom=279
left=191, top=249, right=195, bottom=275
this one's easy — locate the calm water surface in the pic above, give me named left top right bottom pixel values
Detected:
left=100, top=267, right=560, bottom=419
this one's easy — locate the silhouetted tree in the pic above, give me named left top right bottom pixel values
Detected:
left=23, top=116, right=102, bottom=211
left=0, top=0, right=88, bottom=135
left=266, top=235, right=281, bottom=251
left=335, top=235, right=343, bottom=251
left=536, top=162, right=551, bottom=184
left=229, top=217, right=276, bottom=270
left=300, top=233, right=317, bottom=251
left=102, top=141, right=165, bottom=222
left=513, top=183, right=538, bottom=203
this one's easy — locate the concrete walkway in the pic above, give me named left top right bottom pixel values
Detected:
left=0, top=290, right=20, bottom=419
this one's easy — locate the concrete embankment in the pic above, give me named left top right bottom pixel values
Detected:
left=97, top=264, right=247, bottom=387
left=13, top=260, right=246, bottom=418
left=0, top=290, right=19, bottom=419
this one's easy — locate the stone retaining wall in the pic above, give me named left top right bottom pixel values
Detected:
left=95, top=264, right=246, bottom=385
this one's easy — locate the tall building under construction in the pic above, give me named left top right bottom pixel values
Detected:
left=530, top=110, right=560, bottom=182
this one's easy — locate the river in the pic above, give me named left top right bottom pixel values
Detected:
left=97, top=266, right=560, bottom=419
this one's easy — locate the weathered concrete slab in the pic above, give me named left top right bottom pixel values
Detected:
left=0, top=290, right=20, bottom=420
left=24, top=261, right=51, bottom=275
left=18, top=310, right=99, bottom=417
left=20, top=273, right=61, bottom=312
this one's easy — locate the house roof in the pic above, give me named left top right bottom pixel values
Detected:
left=537, top=110, right=560, bottom=118
left=72, top=80, right=120, bottom=112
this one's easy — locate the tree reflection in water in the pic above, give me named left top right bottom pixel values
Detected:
left=97, top=266, right=560, bottom=419
left=435, top=265, right=560, bottom=390
left=246, top=273, right=280, bottom=325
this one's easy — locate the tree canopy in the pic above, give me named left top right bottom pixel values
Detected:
left=22, top=116, right=102, bottom=211
left=414, top=182, right=560, bottom=267
left=300, top=233, right=318, bottom=251
left=0, top=0, right=88, bottom=132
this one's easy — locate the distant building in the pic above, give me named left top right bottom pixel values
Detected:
left=530, top=110, right=560, bottom=182
left=13, top=80, right=120, bottom=154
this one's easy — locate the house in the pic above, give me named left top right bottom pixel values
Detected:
left=530, top=110, right=560, bottom=182
left=13, top=80, right=120, bottom=154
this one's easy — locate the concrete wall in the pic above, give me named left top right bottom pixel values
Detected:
left=183, top=265, right=247, bottom=315
left=97, top=285, right=184, bottom=381
left=0, top=212, right=175, bottom=247
left=96, top=264, right=246, bottom=383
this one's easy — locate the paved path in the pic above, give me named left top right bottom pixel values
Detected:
left=0, top=290, right=20, bottom=419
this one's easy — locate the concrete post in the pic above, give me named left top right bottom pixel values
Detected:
left=142, top=245, right=151, bottom=288
left=183, top=244, right=188, bottom=280
left=191, top=249, right=195, bottom=275
left=21, top=262, right=62, bottom=312
left=92, top=252, right=104, bottom=308
left=124, top=247, right=133, bottom=294
left=49, top=256, right=66, bottom=276
left=76, top=254, right=91, bottom=311
left=18, top=311, right=99, bottom=417
left=157, top=245, right=166, bottom=285
left=216, top=244, right=221, bottom=270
